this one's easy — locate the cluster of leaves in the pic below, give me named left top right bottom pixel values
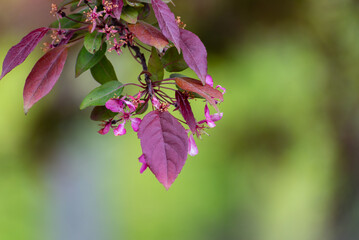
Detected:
left=0, top=0, right=225, bottom=190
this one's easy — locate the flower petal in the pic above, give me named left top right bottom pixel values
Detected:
left=130, top=117, right=141, bottom=132
left=138, top=154, right=148, bottom=174
left=98, top=122, right=111, bottom=135
left=204, top=104, right=216, bottom=128
left=206, top=75, right=213, bottom=87
left=211, top=112, right=223, bottom=122
left=151, top=96, right=161, bottom=110
left=188, top=134, right=199, bottom=156
left=105, top=99, right=124, bottom=113
left=113, top=121, right=126, bottom=136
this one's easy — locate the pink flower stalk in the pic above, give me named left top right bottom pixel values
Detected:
left=105, top=98, right=142, bottom=136
left=99, top=24, right=118, bottom=41
left=138, top=154, right=148, bottom=173
left=108, top=38, right=124, bottom=55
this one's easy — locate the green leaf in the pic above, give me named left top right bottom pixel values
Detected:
left=148, top=47, right=164, bottom=82
left=84, top=31, right=104, bottom=54
left=49, top=13, right=83, bottom=29
left=59, top=0, right=79, bottom=8
left=162, top=47, right=188, bottom=72
left=90, top=56, right=118, bottom=84
left=120, top=6, right=139, bottom=24
left=90, top=106, right=117, bottom=121
left=125, top=0, right=144, bottom=7
left=75, top=43, right=107, bottom=77
left=80, top=81, right=124, bottom=110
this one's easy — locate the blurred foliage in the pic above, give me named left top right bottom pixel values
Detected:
left=1, top=0, right=359, bottom=240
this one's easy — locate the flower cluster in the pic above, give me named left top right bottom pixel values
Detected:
left=0, top=0, right=225, bottom=190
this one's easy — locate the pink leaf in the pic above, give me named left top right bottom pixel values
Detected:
left=179, top=29, right=208, bottom=85
left=0, top=28, right=49, bottom=80
left=23, top=46, right=68, bottom=114
left=175, top=91, right=198, bottom=136
left=112, top=0, right=123, bottom=19
left=151, top=0, right=181, bottom=52
left=138, top=111, right=188, bottom=190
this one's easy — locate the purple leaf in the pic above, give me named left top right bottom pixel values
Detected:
left=0, top=27, right=49, bottom=80
left=23, top=46, right=68, bottom=114
left=138, top=110, right=188, bottom=190
left=112, top=0, right=124, bottom=19
left=175, top=91, right=198, bottom=136
left=151, top=0, right=181, bottom=52
left=179, top=29, right=208, bottom=85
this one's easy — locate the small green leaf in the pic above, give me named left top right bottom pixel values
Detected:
left=90, top=56, right=118, bottom=84
left=148, top=47, right=164, bottom=82
left=75, top=43, right=107, bottom=77
left=162, top=47, right=188, bottom=72
left=84, top=31, right=104, bottom=54
left=49, top=13, right=83, bottom=29
left=121, top=6, right=139, bottom=24
left=90, top=106, right=117, bottom=121
left=80, top=81, right=124, bottom=110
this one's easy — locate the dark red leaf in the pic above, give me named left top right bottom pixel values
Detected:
left=0, top=28, right=49, bottom=80
left=138, top=111, right=188, bottom=190
left=151, top=0, right=181, bottom=52
left=128, top=21, right=169, bottom=52
left=175, top=77, right=223, bottom=111
left=23, top=46, right=68, bottom=114
left=112, top=0, right=124, bottom=19
left=175, top=91, right=198, bottom=136
left=179, top=29, right=207, bottom=85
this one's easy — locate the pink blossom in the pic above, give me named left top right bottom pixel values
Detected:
left=85, top=6, right=103, bottom=33
left=99, top=24, right=118, bottom=41
left=206, top=74, right=213, bottom=87
left=105, top=98, right=142, bottom=135
left=108, top=38, right=124, bottom=55
left=198, top=104, right=223, bottom=128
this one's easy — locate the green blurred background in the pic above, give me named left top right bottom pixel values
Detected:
left=1, top=0, right=359, bottom=239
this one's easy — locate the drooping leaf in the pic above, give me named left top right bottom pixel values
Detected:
left=151, top=0, right=181, bottom=52
left=161, top=47, right=188, bottom=72
left=175, top=77, right=223, bottom=111
left=120, top=5, right=139, bottom=24
left=179, top=29, right=207, bottom=85
left=23, top=46, right=68, bottom=114
left=0, top=28, right=49, bottom=80
left=112, top=0, right=124, bottom=19
left=75, top=43, right=107, bottom=77
left=138, top=110, right=188, bottom=190
left=90, top=56, right=118, bottom=84
left=136, top=101, right=149, bottom=114
left=80, top=81, right=124, bottom=109
left=175, top=91, right=197, bottom=136
left=90, top=106, right=117, bottom=121
left=148, top=47, right=164, bottom=82
left=49, top=13, right=83, bottom=29
left=128, top=21, right=169, bottom=52
left=84, top=31, right=104, bottom=54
